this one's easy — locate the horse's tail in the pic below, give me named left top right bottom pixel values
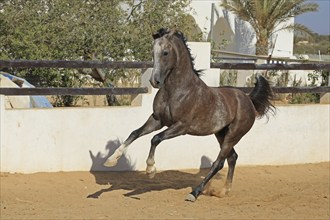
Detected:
left=249, top=75, right=276, bottom=119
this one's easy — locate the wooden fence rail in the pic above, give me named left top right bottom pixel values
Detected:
left=0, top=60, right=153, bottom=69
left=210, top=63, right=330, bottom=70
left=212, top=50, right=330, bottom=64
left=1, top=60, right=330, bottom=70
left=0, top=87, right=148, bottom=96
left=237, top=86, right=330, bottom=94
left=1, top=86, right=329, bottom=96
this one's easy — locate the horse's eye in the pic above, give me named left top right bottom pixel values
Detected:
left=163, top=51, right=169, bottom=56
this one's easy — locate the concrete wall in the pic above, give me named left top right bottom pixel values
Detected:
left=1, top=92, right=329, bottom=174
left=1, top=42, right=329, bottom=173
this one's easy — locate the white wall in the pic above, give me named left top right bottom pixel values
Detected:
left=190, top=0, right=294, bottom=56
left=1, top=92, right=329, bottom=174
left=0, top=42, right=329, bottom=173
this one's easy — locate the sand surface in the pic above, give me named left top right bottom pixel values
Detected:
left=1, top=162, right=329, bottom=219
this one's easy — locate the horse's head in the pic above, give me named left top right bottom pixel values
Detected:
left=150, top=28, right=178, bottom=89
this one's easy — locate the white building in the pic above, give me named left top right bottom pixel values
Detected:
left=190, top=0, right=294, bottom=57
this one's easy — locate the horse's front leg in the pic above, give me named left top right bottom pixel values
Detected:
left=146, top=122, right=187, bottom=178
left=104, top=114, right=163, bottom=167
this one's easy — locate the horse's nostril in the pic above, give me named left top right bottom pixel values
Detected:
left=149, top=78, right=160, bottom=88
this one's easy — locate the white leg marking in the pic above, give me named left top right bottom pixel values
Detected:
left=146, top=165, right=157, bottom=178
left=146, top=158, right=157, bottom=178
left=185, top=194, right=196, bottom=202
left=103, top=144, right=127, bottom=167
left=220, top=186, right=231, bottom=197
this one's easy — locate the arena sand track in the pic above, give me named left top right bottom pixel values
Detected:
left=1, top=162, right=329, bottom=219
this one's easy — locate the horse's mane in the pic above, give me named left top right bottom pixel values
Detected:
left=153, top=28, right=202, bottom=77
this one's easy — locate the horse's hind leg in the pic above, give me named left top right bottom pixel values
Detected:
left=214, top=130, right=239, bottom=196
left=221, top=149, right=238, bottom=197
left=104, top=114, right=163, bottom=167
left=186, top=149, right=228, bottom=202
left=186, top=129, right=240, bottom=202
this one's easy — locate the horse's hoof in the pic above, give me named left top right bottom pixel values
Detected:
left=146, top=166, right=157, bottom=179
left=147, top=171, right=156, bottom=179
left=220, top=187, right=230, bottom=197
left=103, top=158, right=118, bottom=167
left=185, top=193, right=196, bottom=202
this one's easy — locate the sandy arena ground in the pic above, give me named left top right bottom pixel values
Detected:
left=1, top=162, right=329, bottom=219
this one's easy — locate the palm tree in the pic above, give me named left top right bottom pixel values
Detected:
left=221, top=0, right=318, bottom=55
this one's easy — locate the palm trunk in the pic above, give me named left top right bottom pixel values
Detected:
left=255, top=37, right=269, bottom=55
left=255, top=33, right=270, bottom=79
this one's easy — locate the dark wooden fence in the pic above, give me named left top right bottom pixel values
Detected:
left=0, top=60, right=329, bottom=96
left=1, top=60, right=329, bottom=70
left=0, top=87, right=148, bottom=96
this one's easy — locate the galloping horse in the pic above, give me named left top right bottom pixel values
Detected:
left=104, top=28, right=275, bottom=202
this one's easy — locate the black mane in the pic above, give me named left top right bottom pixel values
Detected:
left=153, top=28, right=202, bottom=77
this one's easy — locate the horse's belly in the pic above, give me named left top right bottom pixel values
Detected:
left=187, top=120, right=226, bottom=136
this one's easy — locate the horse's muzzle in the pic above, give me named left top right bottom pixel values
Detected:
left=150, top=73, right=161, bottom=88
left=149, top=78, right=160, bottom=88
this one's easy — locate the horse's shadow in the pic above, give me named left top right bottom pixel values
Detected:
left=88, top=139, right=222, bottom=199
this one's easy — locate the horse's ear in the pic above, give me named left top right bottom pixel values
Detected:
left=152, top=33, right=160, bottom=40
left=153, top=28, right=170, bottom=39
left=169, top=29, right=176, bottom=35
left=166, top=29, right=177, bottom=39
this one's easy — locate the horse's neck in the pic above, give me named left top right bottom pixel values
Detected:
left=165, top=64, right=206, bottom=96
left=165, top=39, right=208, bottom=94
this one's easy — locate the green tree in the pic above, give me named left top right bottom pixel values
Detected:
left=220, top=0, right=318, bottom=55
left=1, top=0, right=128, bottom=106
left=0, top=0, right=201, bottom=106
left=124, top=0, right=202, bottom=60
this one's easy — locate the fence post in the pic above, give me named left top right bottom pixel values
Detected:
left=320, top=71, right=330, bottom=104
left=189, top=42, right=220, bottom=87
left=0, top=95, right=6, bottom=170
